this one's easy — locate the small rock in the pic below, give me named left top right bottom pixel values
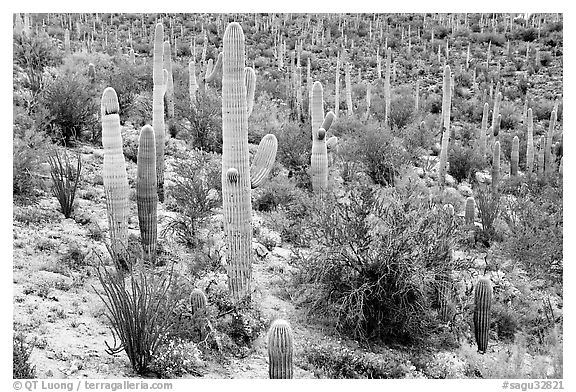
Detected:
left=253, top=242, right=268, bottom=259
left=271, top=247, right=292, bottom=260
left=475, top=171, right=492, bottom=185
left=414, top=167, right=425, bottom=178
left=445, top=174, right=456, bottom=187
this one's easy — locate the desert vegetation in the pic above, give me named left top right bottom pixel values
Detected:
left=13, top=12, right=562, bottom=380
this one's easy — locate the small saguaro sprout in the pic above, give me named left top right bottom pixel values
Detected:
left=267, top=319, right=294, bottom=379
left=465, top=196, right=475, bottom=225
left=473, top=278, right=493, bottom=354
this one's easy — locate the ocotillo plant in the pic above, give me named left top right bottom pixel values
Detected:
left=101, top=87, right=129, bottom=269
left=465, top=196, right=475, bottom=225
left=268, top=319, right=294, bottom=379
left=545, top=109, right=557, bottom=177
left=152, top=23, right=167, bottom=202
left=136, top=125, right=158, bottom=264
left=526, top=108, right=535, bottom=173
left=491, top=141, right=500, bottom=194
left=438, top=65, right=452, bottom=186
left=473, top=278, right=493, bottom=354
left=511, top=135, right=519, bottom=176
left=221, top=22, right=277, bottom=303
left=310, top=81, right=335, bottom=194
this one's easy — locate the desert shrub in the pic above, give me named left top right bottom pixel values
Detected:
left=37, top=73, right=98, bottom=144
left=162, top=150, right=221, bottom=248
left=13, top=32, right=62, bottom=114
left=513, top=27, right=538, bottom=42
left=149, top=338, right=203, bottom=377
left=473, top=32, right=506, bottom=46
left=339, top=125, right=408, bottom=187
left=47, top=148, right=82, bottom=218
left=273, top=121, right=312, bottom=186
left=253, top=174, right=300, bottom=212
left=13, top=332, right=36, bottom=379
left=176, top=89, right=222, bottom=154
left=389, top=87, right=415, bottom=129
left=101, top=60, right=152, bottom=118
left=402, top=120, right=436, bottom=161
left=294, top=182, right=458, bottom=343
left=13, top=127, right=48, bottom=200
left=500, top=179, right=562, bottom=284
left=448, top=145, right=486, bottom=183
left=125, top=90, right=152, bottom=127
left=304, top=342, right=409, bottom=378
left=474, top=184, right=502, bottom=246
left=94, top=262, right=178, bottom=375
left=499, top=101, right=522, bottom=130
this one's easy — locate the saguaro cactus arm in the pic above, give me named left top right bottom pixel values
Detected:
left=244, top=67, right=256, bottom=118
left=250, top=134, right=278, bottom=189
left=206, top=52, right=223, bottom=83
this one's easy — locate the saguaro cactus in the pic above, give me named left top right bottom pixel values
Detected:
left=64, top=28, right=71, bottom=54
left=473, top=278, right=493, bottom=354
left=221, top=22, right=277, bottom=303
left=310, top=81, right=335, bottom=193
left=136, top=125, right=158, bottom=264
left=491, top=91, right=502, bottom=135
left=153, top=23, right=167, bottom=202
left=438, top=65, right=452, bottom=185
left=526, top=108, right=535, bottom=174
left=189, top=288, right=208, bottom=315
left=244, top=67, right=256, bottom=117
left=537, top=135, right=545, bottom=178
left=384, top=47, right=392, bottom=125
left=334, top=52, right=340, bottom=117
left=163, top=41, right=175, bottom=134
left=492, top=141, right=500, bottom=194
left=345, top=63, right=353, bottom=116
left=268, top=319, right=294, bottom=379
left=101, top=87, right=129, bottom=268
left=479, top=102, right=489, bottom=158
left=465, top=196, right=475, bottom=225
left=511, top=135, right=519, bottom=176
left=545, top=109, right=557, bottom=177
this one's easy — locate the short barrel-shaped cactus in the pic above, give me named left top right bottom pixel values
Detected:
left=473, top=278, right=493, bottom=354
left=190, top=288, right=208, bottom=315
left=268, top=319, right=294, bottom=379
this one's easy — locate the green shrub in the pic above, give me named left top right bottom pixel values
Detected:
left=13, top=127, right=47, bottom=200
left=294, top=182, right=458, bottom=343
left=13, top=332, right=36, bottom=379
left=149, top=338, right=203, bottom=377
left=175, top=89, right=222, bottom=154
left=389, top=88, right=415, bottom=130
left=448, top=145, right=486, bottom=183
left=37, top=73, right=98, bottom=144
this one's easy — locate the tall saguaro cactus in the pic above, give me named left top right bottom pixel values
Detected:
left=334, top=52, right=340, bottom=117
left=473, top=278, right=493, bottom=354
left=545, top=109, right=557, bottom=177
left=479, top=102, right=489, bottom=158
left=153, top=23, right=167, bottom=202
left=526, top=108, right=535, bottom=174
left=268, top=319, right=294, bottom=379
left=136, top=125, right=158, bottom=264
left=438, top=65, right=452, bottom=185
left=345, top=63, right=353, bottom=116
left=310, top=81, right=335, bottom=193
left=101, top=87, right=129, bottom=268
left=384, top=47, right=392, bottom=126
left=492, top=141, right=500, bottom=194
left=163, top=41, right=175, bottom=134
left=221, top=22, right=277, bottom=303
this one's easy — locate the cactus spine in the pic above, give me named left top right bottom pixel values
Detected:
left=492, top=141, right=500, bottom=194
left=221, top=23, right=277, bottom=303
left=473, top=278, right=493, bottom=354
left=136, top=125, right=157, bottom=264
left=438, top=65, right=452, bottom=185
left=511, top=135, right=519, bottom=176
left=526, top=108, right=534, bottom=173
left=152, top=23, right=167, bottom=202
left=268, top=319, right=294, bottom=379
left=465, top=196, right=475, bottom=225
left=101, top=87, right=129, bottom=268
